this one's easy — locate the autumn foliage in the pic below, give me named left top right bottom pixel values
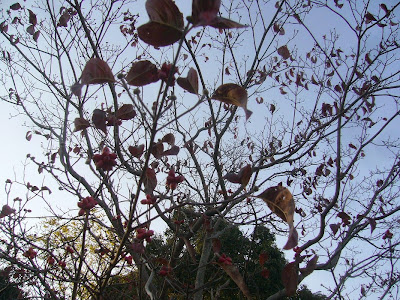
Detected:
left=0, top=0, right=400, bottom=299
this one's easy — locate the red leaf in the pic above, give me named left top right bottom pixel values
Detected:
left=33, top=31, right=40, bottom=42
left=282, top=262, right=298, bottom=296
left=365, top=12, right=377, bottom=24
left=270, top=104, right=276, bottom=114
left=92, top=109, right=107, bottom=134
left=224, top=164, right=252, bottom=186
left=177, top=68, right=199, bottom=94
left=259, top=253, right=269, bottom=266
left=128, top=145, right=145, bottom=158
left=365, top=53, right=373, bottom=64
left=81, top=58, right=115, bottom=85
left=28, top=9, right=37, bottom=26
left=162, top=133, right=175, bottom=145
left=162, top=145, right=180, bottom=156
left=212, top=83, right=252, bottom=120
left=116, top=104, right=136, bottom=120
left=146, top=0, right=184, bottom=29
left=138, top=22, right=183, bottom=47
left=126, top=60, right=159, bottom=86
left=349, top=143, right=357, bottom=150
left=73, top=117, right=90, bottom=132
left=0, top=205, right=16, bottom=218
left=192, top=0, right=220, bottom=26
left=277, top=45, right=290, bottom=60
left=368, top=217, right=376, bottom=233
left=143, top=168, right=157, bottom=194
left=71, top=83, right=83, bottom=97
left=380, top=4, right=389, bottom=15
left=208, top=17, right=246, bottom=29
left=10, top=3, right=21, bottom=10
left=138, top=0, right=184, bottom=47
left=330, top=223, right=340, bottom=235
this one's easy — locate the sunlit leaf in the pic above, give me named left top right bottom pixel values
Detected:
left=126, top=60, right=159, bottom=86
left=81, top=58, right=115, bottom=85
left=212, top=83, right=252, bottom=120
left=177, top=68, right=199, bottom=94
left=257, top=185, right=298, bottom=249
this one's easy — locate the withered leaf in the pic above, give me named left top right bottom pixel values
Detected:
left=116, top=104, right=136, bottom=120
left=277, top=45, right=290, bottom=60
left=143, top=167, right=157, bottom=194
left=162, top=133, right=175, bottom=145
left=224, top=164, right=252, bottom=186
left=10, top=3, right=21, bottom=10
left=128, top=144, right=145, bottom=158
left=218, top=258, right=252, bottom=299
left=81, top=58, right=115, bottom=85
left=300, top=255, right=318, bottom=277
left=74, top=117, right=90, bottom=132
left=138, top=22, right=183, bottom=47
left=212, top=83, right=252, bottom=120
left=92, top=109, right=107, bottom=134
left=257, top=186, right=298, bottom=249
left=282, top=262, right=298, bottom=296
left=126, top=60, right=159, bottom=86
left=209, top=17, right=247, bottom=29
left=146, top=0, right=184, bottom=29
left=177, top=68, right=199, bottom=94
left=0, top=205, right=16, bottom=218
left=28, top=9, right=37, bottom=26
left=138, top=0, right=184, bottom=47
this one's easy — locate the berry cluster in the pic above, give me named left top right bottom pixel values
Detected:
left=218, top=253, right=232, bottom=265
left=23, top=247, right=37, bottom=259
left=158, top=63, right=178, bottom=86
left=166, top=168, right=184, bottom=190
left=136, top=228, right=154, bottom=242
left=141, top=194, right=157, bottom=205
left=77, top=196, right=98, bottom=216
left=93, top=147, right=117, bottom=171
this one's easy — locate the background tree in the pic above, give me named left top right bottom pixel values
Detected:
left=0, top=0, right=399, bottom=299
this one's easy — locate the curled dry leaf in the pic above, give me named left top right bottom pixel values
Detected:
left=224, top=164, right=252, bottom=186
left=162, top=133, right=175, bottom=145
left=212, top=83, right=252, bottom=120
left=217, top=256, right=252, bottom=299
left=126, top=60, right=159, bottom=86
left=256, top=186, right=298, bottom=249
left=81, top=58, right=115, bottom=85
left=177, top=68, right=199, bottom=94
left=138, top=0, right=184, bottom=47
left=74, top=117, right=90, bottom=132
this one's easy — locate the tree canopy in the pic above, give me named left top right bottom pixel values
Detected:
left=0, top=0, right=399, bottom=299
